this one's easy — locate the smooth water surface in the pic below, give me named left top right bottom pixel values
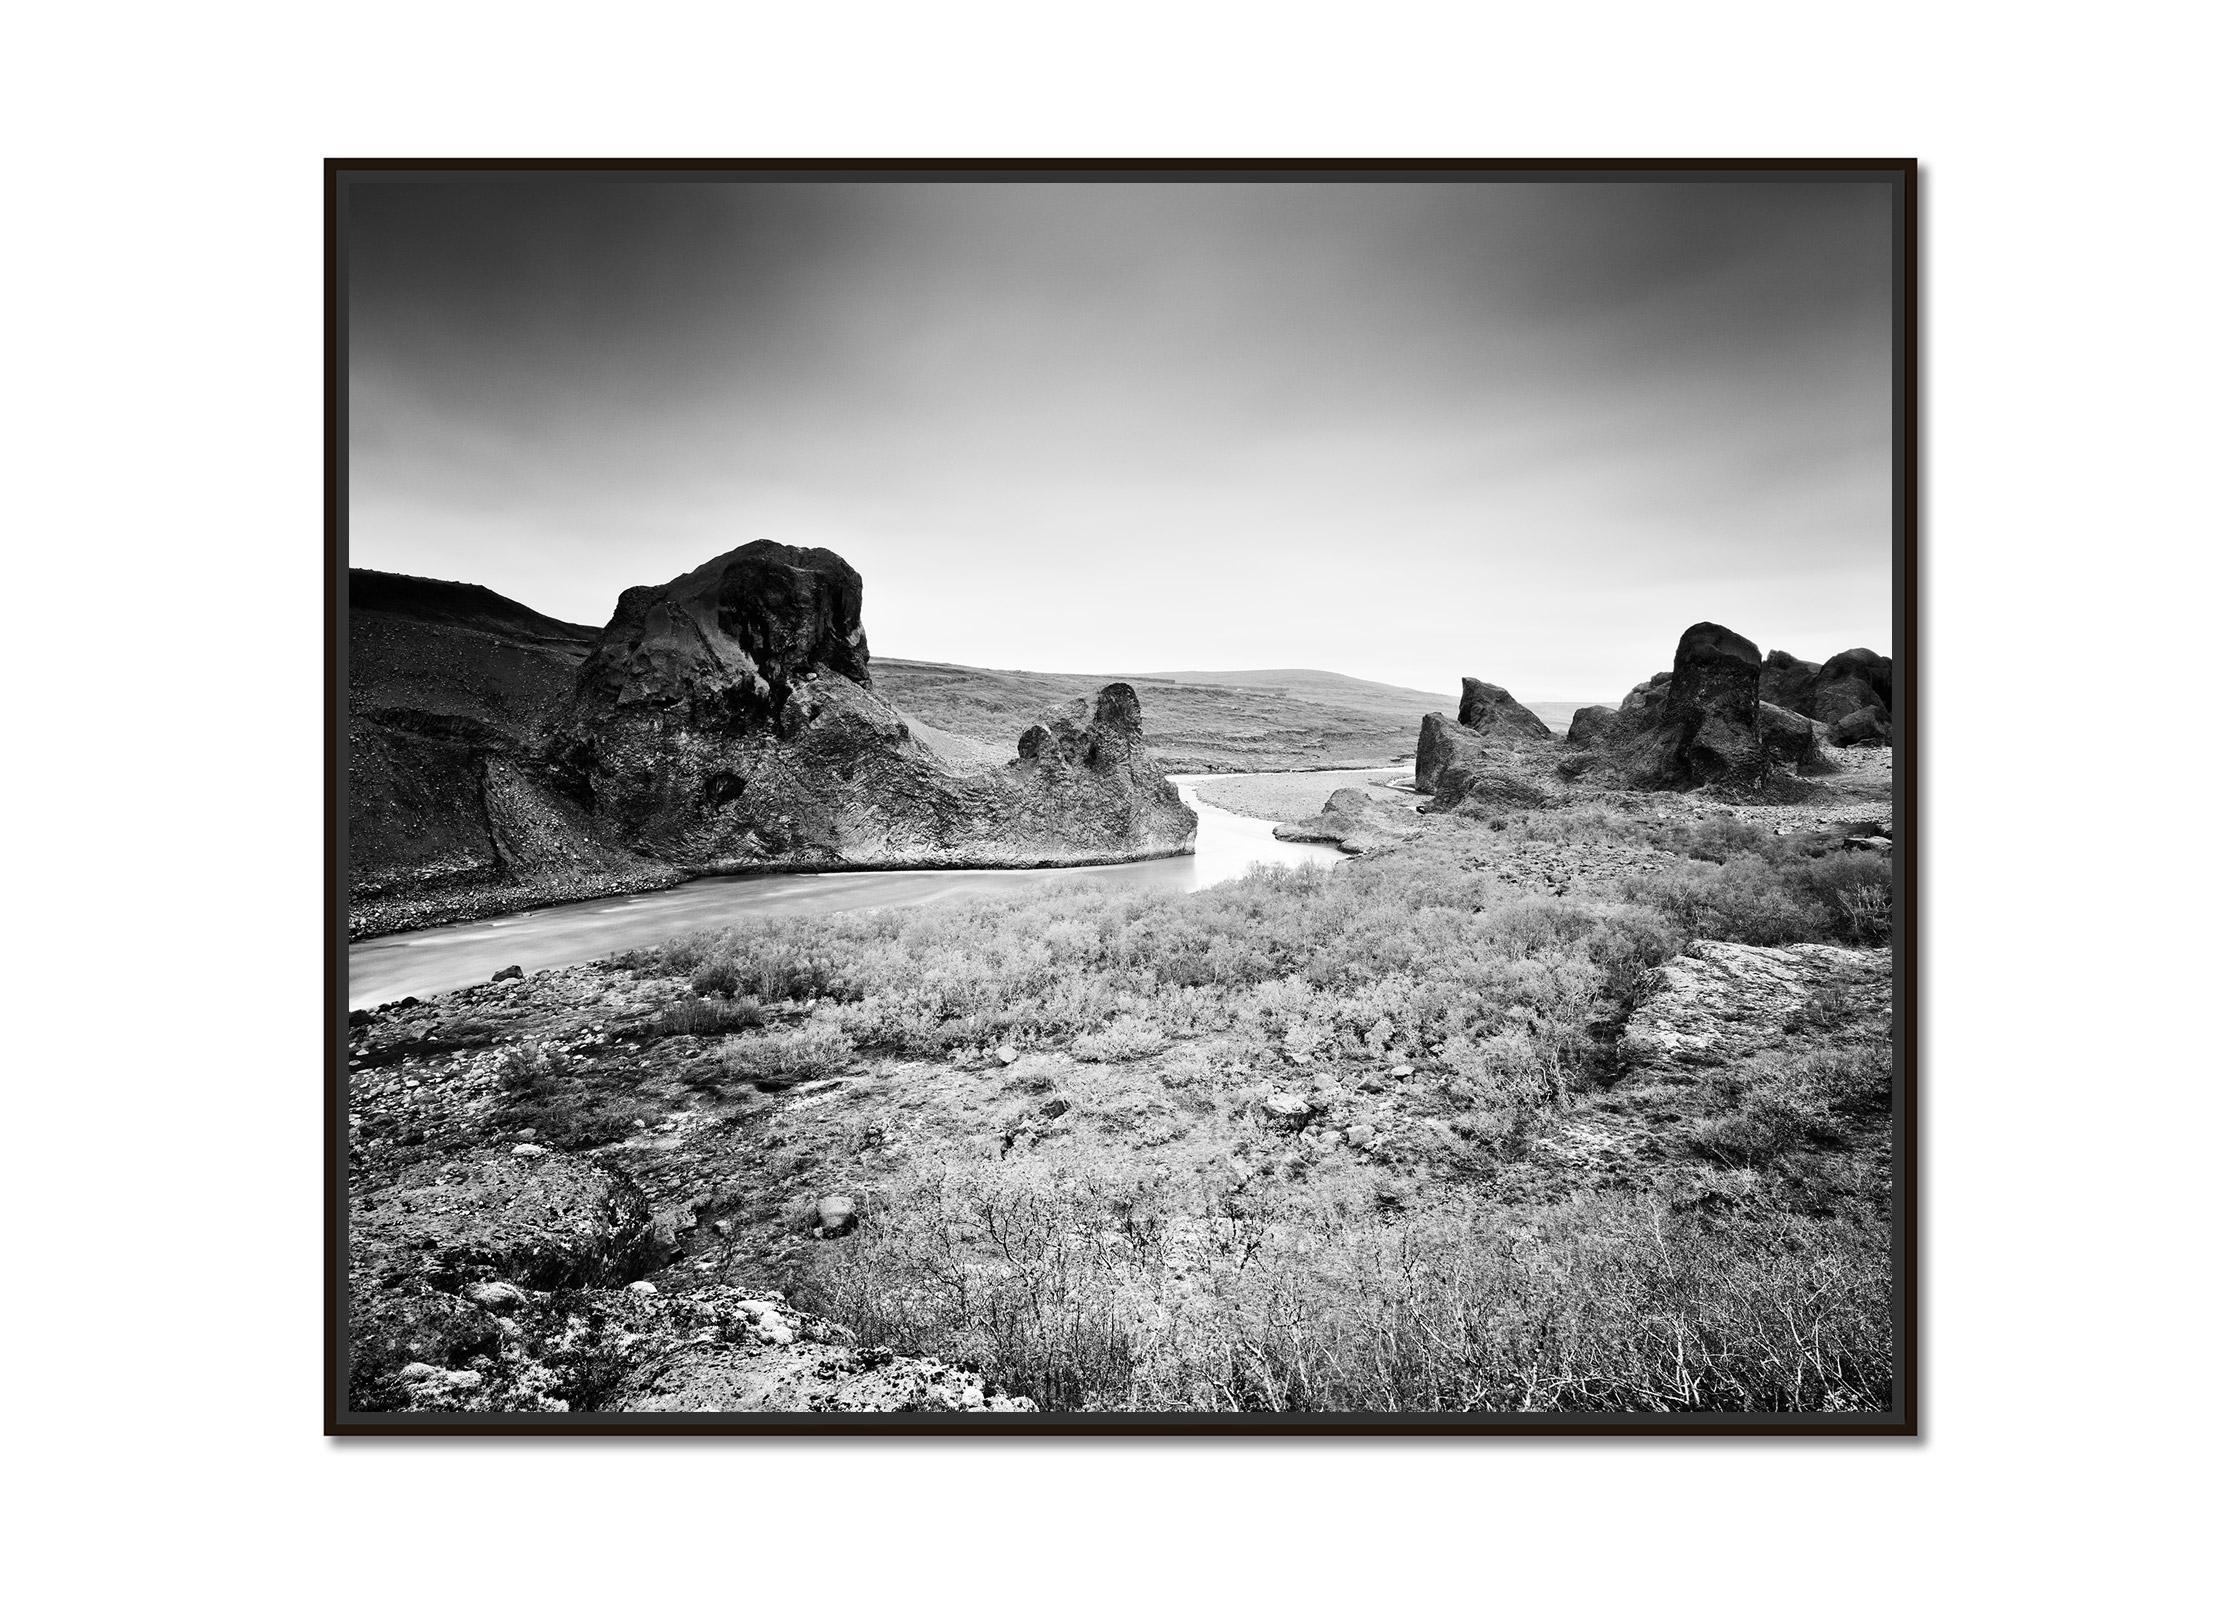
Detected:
left=347, top=776, right=1343, bottom=1008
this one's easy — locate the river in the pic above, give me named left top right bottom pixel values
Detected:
left=346, top=775, right=1346, bottom=1009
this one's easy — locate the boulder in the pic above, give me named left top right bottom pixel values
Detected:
left=1759, top=650, right=1822, bottom=716
left=1759, top=702, right=1838, bottom=774
left=1810, top=647, right=1894, bottom=729
left=1620, top=940, right=1892, bottom=1076
left=1273, top=787, right=1424, bottom=853
left=1413, top=713, right=1485, bottom=796
left=1830, top=704, right=1893, bottom=748
left=815, top=1195, right=859, bottom=1237
left=1626, top=623, right=1768, bottom=791
left=1260, top=1092, right=1313, bottom=1130
left=1457, top=678, right=1553, bottom=742
left=1564, top=704, right=1618, bottom=746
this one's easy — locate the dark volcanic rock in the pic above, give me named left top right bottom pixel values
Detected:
left=1565, top=704, right=1619, bottom=746
left=1457, top=678, right=1553, bottom=741
left=1610, top=672, right=1672, bottom=744
left=1759, top=702, right=1839, bottom=774
left=1432, top=766, right=1550, bottom=813
left=347, top=569, right=676, bottom=936
left=1759, top=650, right=1822, bottom=716
left=549, top=542, right=1195, bottom=871
left=1628, top=623, right=1768, bottom=791
left=1413, top=714, right=1486, bottom=796
left=1811, top=648, right=1894, bottom=730
left=1830, top=705, right=1893, bottom=748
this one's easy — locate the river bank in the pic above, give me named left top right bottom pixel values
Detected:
left=347, top=776, right=1348, bottom=1009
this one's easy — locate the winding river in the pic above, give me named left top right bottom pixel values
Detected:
left=346, top=775, right=1345, bottom=1009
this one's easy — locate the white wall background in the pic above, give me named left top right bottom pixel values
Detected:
left=4, top=3, right=2231, bottom=1594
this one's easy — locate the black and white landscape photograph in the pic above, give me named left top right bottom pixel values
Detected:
left=334, top=166, right=1911, bottom=1428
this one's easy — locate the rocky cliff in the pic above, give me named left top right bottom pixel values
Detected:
left=348, top=572, right=684, bottom=936
left=349, top=545, right=1195, bottom=936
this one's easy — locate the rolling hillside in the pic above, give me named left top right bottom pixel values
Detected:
left=872, top=659, right=1449, bottom=772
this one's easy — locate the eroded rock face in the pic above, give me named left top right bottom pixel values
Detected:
left=1812, top=648, right=1894, bottom=745
left=548, top=542, right=1195, bottom=871
left=1414, top=713, right=1485, bottom=796
left=1628, top=623, right=1768, bottom=791
left=1458, top=678, right=1553, bottom=741
left=1759, top=702, right=1838, bottom=774
left=1272, top=787, right=1424, bottom=853
left=1759, top=650, right=1822, bottom=717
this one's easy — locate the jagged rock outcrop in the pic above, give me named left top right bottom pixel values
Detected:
left=1414, top=714, right=1483, bottom=796
left=1273, top=787, right=1425, bottom=853
left=547, top=541, right=1195, bottom=872
left=1458, top=678, right=1553, bottom=741
left=1626, top=622, right=1769, bottom=790
left=1811, top=648, right=1895, bottom=746
left=1759, top=650, right=1822, bottom=716
left=1414, top=675, right=1548, bottom=797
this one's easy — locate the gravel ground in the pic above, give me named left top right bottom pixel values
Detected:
left=1192, top=767, right=1415, bottom=823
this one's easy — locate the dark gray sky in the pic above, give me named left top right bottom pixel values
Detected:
left=348, top=177, right=1894, bottom=700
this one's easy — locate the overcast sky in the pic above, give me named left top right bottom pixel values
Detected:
left=347, top=176, right=1895, bottom=701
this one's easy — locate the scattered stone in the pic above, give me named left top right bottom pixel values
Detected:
left=491, top=965, right=524, bottom=982
left=1260, top=1092, right=1313, bottom=1130
left=462, top=1280, right=528, bottom=1313
left=815, top=1195, right=859, bottom=1237
left=1457, top=677, right=1553, bottom=741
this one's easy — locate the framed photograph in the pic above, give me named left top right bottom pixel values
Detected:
left=328, top=159, right=1915, bottom=1435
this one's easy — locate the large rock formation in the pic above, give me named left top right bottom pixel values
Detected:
left=350, top=544, right=1196, bottom=935
left=1811, top=648, right=1895, bottom=746
left=546, top=541, right=1195, bottom=873
left=1458, top=678, right=1553, bottom=741
left=1414, top=675, right=1548, bottom=797
left=1627, top=622, right=1769, bottom=790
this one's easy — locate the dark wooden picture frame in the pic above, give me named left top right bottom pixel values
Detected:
left=327, top=158, right=1917, bottom=1436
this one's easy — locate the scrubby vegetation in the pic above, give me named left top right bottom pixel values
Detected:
left=599, top=809, right=1896, bottom=1414
left=801, top=1154, right=1890, bottom=1412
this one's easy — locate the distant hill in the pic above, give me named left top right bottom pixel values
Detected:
left=873, top=659, right=1445, bottom=772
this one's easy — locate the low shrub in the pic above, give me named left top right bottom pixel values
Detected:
left=793, top=1151, right=1891, bottom=1414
